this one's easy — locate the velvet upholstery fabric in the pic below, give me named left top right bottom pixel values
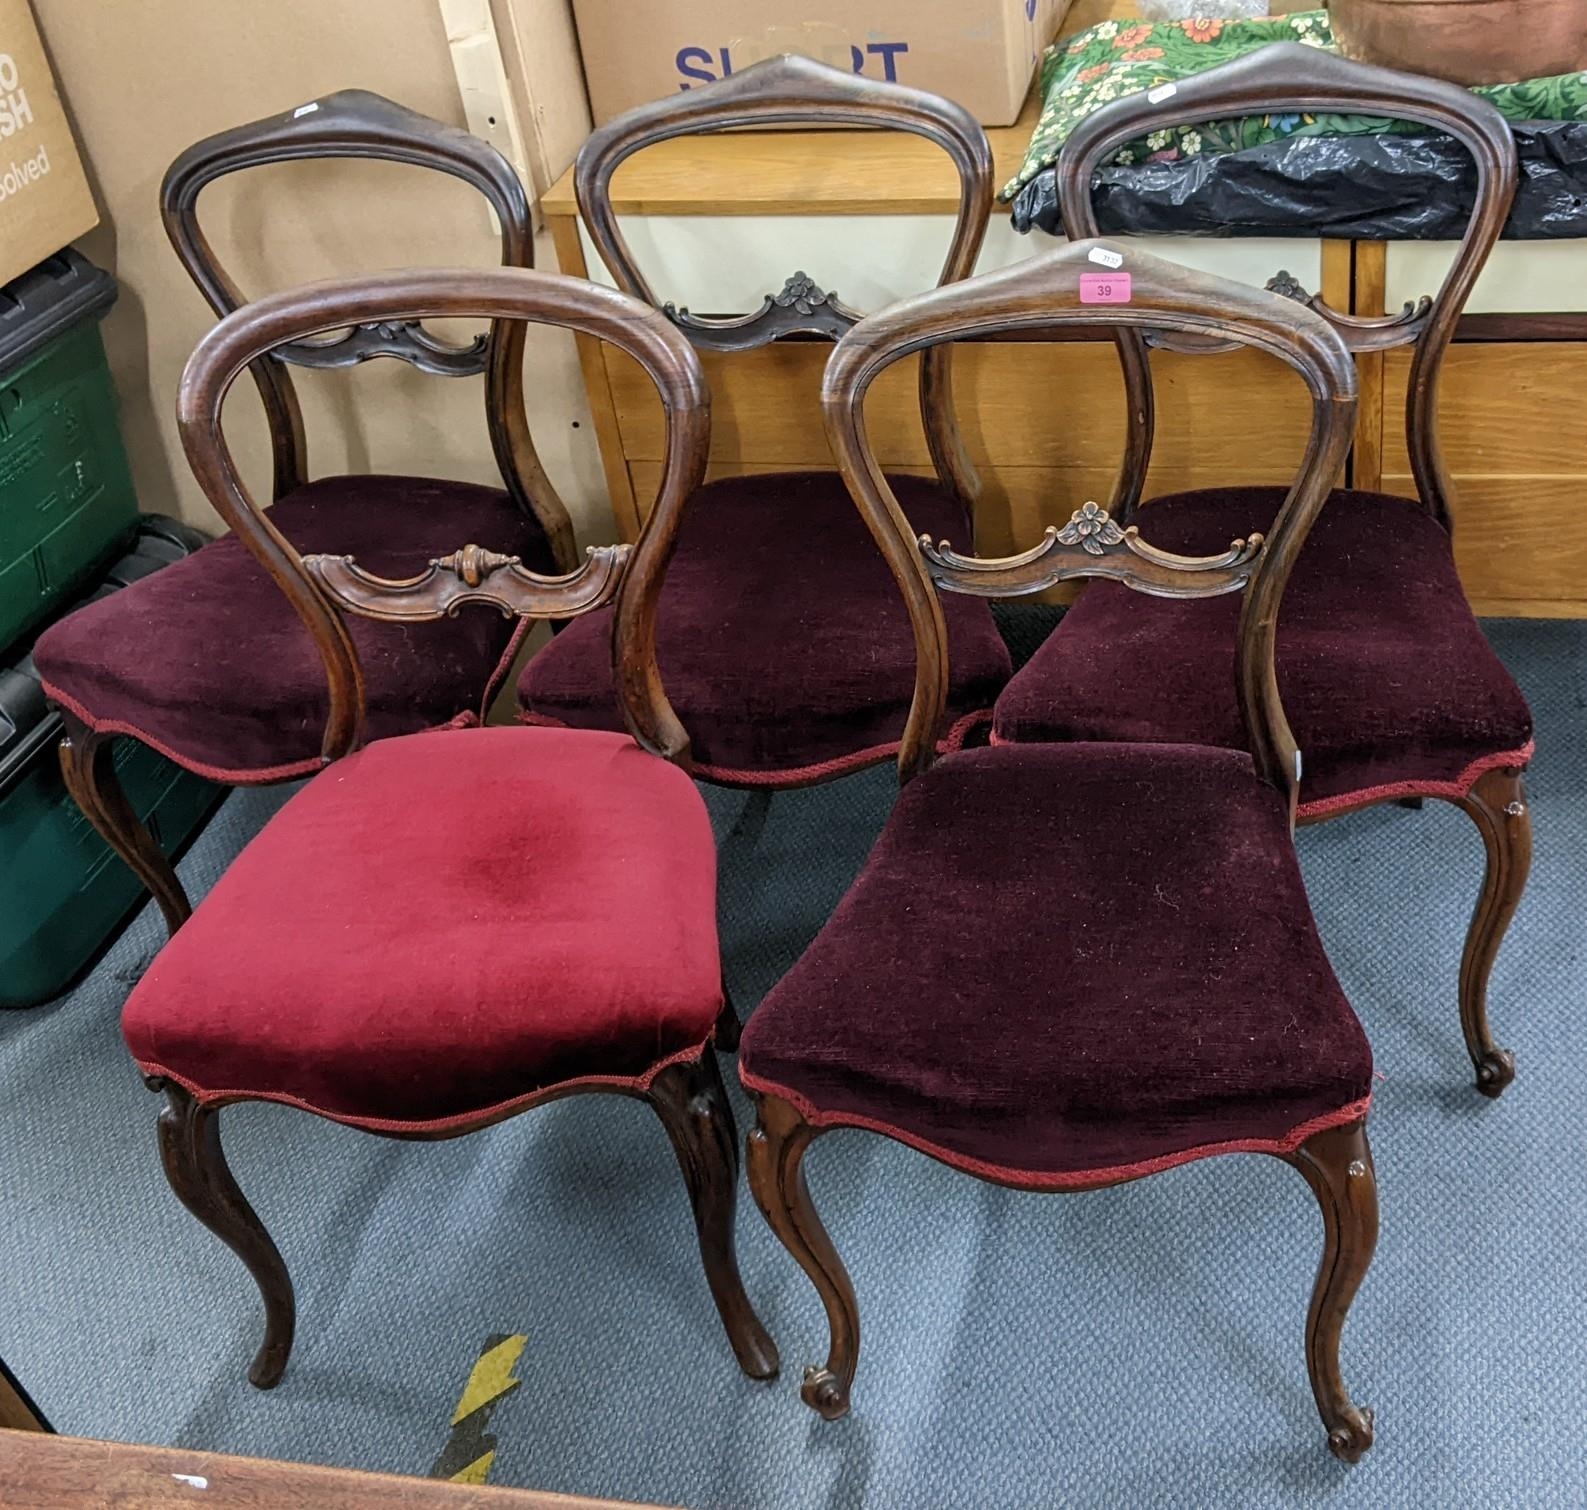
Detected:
left=739, top=743, right=1373, bottom=1183
left=122, top=726, right=723, bottom=1131
left=992, top=488, right=1533, bottom=810
left=517, top=471, right=1013, bottom=780
left=35, top=475, right=552, bottom=782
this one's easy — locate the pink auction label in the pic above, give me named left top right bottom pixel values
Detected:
left=1079, top=272, right=1132, bottom=304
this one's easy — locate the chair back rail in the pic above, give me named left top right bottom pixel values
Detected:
left=822, top=238, right=1358, bottom=814
left=176, top=267, right=709, bottom=768
left=162, top=89, right=575, bottom=567
left=1056, top=43, right=1518, bottom=528
left=575, top=53, right=996, bottom=513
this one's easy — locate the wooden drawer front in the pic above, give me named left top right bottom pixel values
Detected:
left=607, top=341, right=1319, bottom=555
left=1382, top=344, right=1587, bottom=616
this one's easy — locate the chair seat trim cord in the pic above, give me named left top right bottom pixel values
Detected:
left=740, top=1069, right=1375, bottom=1192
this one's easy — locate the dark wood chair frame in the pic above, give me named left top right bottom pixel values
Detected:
left=58, top=89, right=579, bottom=939
left=746, top=239, right=1382, bottom=1461
left=1055, top=44, right=1529, bottom=1098
left=576, top=52, right=994, bottom=521
left=142, top=264, right=776, bottom=1390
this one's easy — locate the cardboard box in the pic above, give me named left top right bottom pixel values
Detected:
left=571, top=0, right=1073, bottom=128
left=489, top=0, right=593, bottom=196
left=0, top=0, right=94, bottom=288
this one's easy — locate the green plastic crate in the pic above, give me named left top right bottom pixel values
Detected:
left=0, top=250, right=139, bottom=652
left=1, top=522, right=225, bottom=1008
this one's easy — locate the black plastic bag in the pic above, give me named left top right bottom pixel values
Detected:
left=1010, top=120, right=1587, bottom=240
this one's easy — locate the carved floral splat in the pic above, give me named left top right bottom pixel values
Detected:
left=1056, top=501, right=1125, bottom=556
left=773, top=272, right=835, bottom=315
left=663, top=270, right=860, bottom=350
left=302, top=540, right=632, bottom=622
left=916, top=504, right=1266, bottom=599
left=280, top=317, right=490, bottom=375
left=1266, top=269, right=1310, bottom=304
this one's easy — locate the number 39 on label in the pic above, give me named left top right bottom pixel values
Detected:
left=1079, top=272, right=1132, bottom=305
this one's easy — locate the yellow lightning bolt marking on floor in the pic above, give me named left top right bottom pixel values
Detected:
left=451, top=1334, right=527, bottom=1426
left=451, top=1449, right=497, bottom=1485
left=430, top=1333, right=528, bottom=1484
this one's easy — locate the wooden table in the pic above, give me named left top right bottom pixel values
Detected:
left=0, top=1433, right=671, bottom=1510
left=543, top=0, right=1587, bottom=618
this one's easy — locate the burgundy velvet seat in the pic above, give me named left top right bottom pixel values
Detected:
left=517, top=471, right=1013, bottom=781
left=36, top=475, right=549, bottom=782
left=992, top=487, right=1534, bottom=816
left=739, top=742, right=1373, bottom=1183
left=124, top=725, right=722, bottom=1130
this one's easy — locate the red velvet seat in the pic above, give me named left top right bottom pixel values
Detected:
left=992, top=488, right=1534, bottom=815
left=740, top=742, right=1373, bottom=1185
left=517, top=472, right=1013, bottom=782
left=36, top=475, right=550, bottom=783
left=123, top=725, right=723, bottom=1131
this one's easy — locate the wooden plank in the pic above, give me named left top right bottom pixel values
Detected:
left=549, top=214, right=640, bottom=540
left=0, top=1433, right=665, bottom=1510
left=1469, top=597, right=1587, bottom=619
left=1458, top=313, right=1587, bottom=342
left=1380, top=473, right=1587, bottom=608
left=1382, top=344, right=1587, bottom=475
left=1351, top=240, right=1386, bottom=492
left=539, top=0, right=1130, bottom=219
left=1321, top=237, right=1353, bottom=313
left=606, top=342, right=1316, bottom=475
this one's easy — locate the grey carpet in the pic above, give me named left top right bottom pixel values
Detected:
left=1, top=618, right=1583, bottom=1508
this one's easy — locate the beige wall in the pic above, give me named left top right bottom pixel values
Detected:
left=30, top=0, right=607, bottom=539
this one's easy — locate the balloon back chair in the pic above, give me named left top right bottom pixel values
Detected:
left=994, top=45, right=1532, bottom=1096
left=117, top=265, right=777, bottom=1390
left=517, top=54, right=1014, bottom=786
left=739, top=240, right=1384, bottom=1460
left=36, top=91, right=576, bottom=935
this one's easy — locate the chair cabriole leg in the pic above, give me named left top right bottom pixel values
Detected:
left=745, top=1093, right=858, bottom=1420
left=152, top=1078, right=295, bottom=1388
left=647, top=1051, right=778, bottom=1379
left=1449, top=764, right=1530, bottom=1097
left=59, top=714, right=193, bottom=937
left=1283, top=1118, right=1378, bottom=1463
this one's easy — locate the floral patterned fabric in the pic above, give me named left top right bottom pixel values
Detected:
left=1003, top=9, right=1587, bottom=199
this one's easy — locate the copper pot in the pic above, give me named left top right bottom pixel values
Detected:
left=1328, top=0, right=1587, bottom=86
